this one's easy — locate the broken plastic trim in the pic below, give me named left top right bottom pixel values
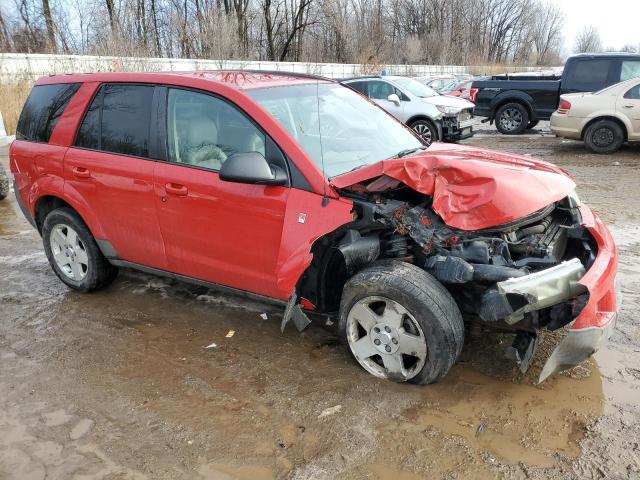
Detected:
left=538, top=315, right=616, bottom=383
left=496, top=258, right=587, bottom=325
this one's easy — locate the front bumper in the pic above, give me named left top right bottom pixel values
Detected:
left=442, top=116, right=474, bottom=142
left=538, top=205, right=618, bottom=382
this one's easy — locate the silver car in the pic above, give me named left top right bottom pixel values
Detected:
left=342, top=76, right=474, bottom=145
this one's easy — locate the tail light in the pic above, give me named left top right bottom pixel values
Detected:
left=469, top=87, right=479, bottom=103
left=557, top=99, right=571, bottom=114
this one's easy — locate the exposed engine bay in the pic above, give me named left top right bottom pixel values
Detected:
left=300, top=183, right=597, bottom=371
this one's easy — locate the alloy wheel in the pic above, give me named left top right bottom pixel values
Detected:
left=499, top=107, right=523, bottom=132
left=346, top=296, right=427, bottom=381
left=49, top=224, right=89, bottom=281
left=413, top=123, right=433, bottom=145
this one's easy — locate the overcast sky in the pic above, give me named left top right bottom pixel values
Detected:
left=550, top=0, right=640, bottom=54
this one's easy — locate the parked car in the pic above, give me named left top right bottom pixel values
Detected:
left=341, top=75, right=474, bottom=145
left=11, top=71, right=617, bottom=385
left=472, top=53, right=640, bottom=134
left=445, top=80, right=473, bottom=100
left=551, top=77, right=640, bottom=153
left=417, top=75, right=459, bottom=93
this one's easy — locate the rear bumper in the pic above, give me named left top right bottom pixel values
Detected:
left=550, top=112, right=583, bottom=140
left=538, top=205, right=618, bottom=381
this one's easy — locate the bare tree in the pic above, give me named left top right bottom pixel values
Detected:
left=574, top=25, right=602, bottom=54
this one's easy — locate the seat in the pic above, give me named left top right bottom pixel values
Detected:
left=181, top=116, right=227, bottom=170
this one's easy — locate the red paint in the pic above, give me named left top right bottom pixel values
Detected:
left=571, top=205, right=617, bottom=330
left=331, top=142, right=576, bottom=231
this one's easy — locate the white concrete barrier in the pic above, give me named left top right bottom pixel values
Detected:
left=0, top=53, right=542, bottom=82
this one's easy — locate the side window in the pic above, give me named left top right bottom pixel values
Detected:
left=368, top=81, right=396, bottom=100
left=624, top=85, right=640, bottom=100
left=621, top=61, right=640, bottom=81
left=166, top=88, right=265, bottom=171
left=346, top=81, right=367, bottom=95
left=75, top=84, right=154, bottom=158
left=16, top=83, right=80, bottom=142
left=565, top=60, right=612, bottom=91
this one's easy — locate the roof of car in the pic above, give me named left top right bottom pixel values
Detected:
left=569, top=52, right=640, bottom=59
left=36, top=70, right=334, bottom=90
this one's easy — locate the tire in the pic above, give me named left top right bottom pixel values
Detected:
left=584, top=119, right=625, bottom=154
left=0, top=168, right=9, bottom=200
left=338, top=260, right=464, bottom=385
left=526, top=120, right=539, bottom=130
left=409, top=119, right=438, bottom=146
left=495, top=103, right=529, bottom=135
left=42, top=207, right=118, bottom=292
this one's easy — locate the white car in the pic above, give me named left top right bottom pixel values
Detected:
left=551, top=77, right=640, bottom=153
left=341, top=76, right=475, bottom=145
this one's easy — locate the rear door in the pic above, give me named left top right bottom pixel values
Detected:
left=64, top=83, right=168, bottom=270
left=153, top=87, right=289, bottom=298
left=619, top=83, right=640, bottom=141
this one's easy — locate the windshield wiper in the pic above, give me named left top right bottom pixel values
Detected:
left=393, top=146, right=428, bottom=158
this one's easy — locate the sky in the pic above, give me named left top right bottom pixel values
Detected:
left=550, top=0, right=640, bottom=54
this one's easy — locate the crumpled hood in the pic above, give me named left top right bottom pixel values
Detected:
left=330, top=143, right=576, bottom=231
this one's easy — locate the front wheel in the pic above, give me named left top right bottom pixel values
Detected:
left=584, top=119, right=625, bottom=154
left=339, top=261, right=464, bottom=385
left=409, top=119, right=438, bottom=146
left=495, top=103, right=529, bottom=135
left=42, top=208, right=118, bottom=292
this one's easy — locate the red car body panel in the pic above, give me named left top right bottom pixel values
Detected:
left=331, top=143, right=576, bottom=231
left=572, top=205, right=618, bottom=330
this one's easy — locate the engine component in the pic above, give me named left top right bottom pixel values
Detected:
left=425, top=255, right=474, bottom=284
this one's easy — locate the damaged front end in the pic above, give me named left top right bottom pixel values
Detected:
left=318, top=180, right=617, bottom=382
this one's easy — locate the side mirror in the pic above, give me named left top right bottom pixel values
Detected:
left=387, top=93, right=401, bottom=106
left=219, top=152, right=287, bottom=186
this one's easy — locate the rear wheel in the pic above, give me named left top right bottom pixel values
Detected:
left=584, top=119, right=625, bottom=154
left=409, top=119, right=438, bottom=146
left=339, top=261, right=464, bottom=385
left=495, top=103, right=529, bottom=135
left=42, top=208, right=118, bottom=292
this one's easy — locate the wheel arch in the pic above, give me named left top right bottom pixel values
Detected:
left=581, top=115, right=629, bottom=141
left=406, top=115, right=441, bottom=140
left=491, top=93, right=536, bottom=122
left=34, top=194, right=106, bottom=240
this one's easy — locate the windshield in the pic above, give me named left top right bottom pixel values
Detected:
left=248, top=83, right=423, bottom=177
left=393, top=78, right=439, bottom=98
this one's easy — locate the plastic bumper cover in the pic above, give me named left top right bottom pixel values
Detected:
left=538, top=205, right=618, bottom=382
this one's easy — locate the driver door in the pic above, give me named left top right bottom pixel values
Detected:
left=366, top=80, right=405, bottom=121
left=153, top=87, right=290, bottom=298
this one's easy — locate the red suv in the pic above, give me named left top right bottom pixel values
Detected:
left=10, top=71, right=617, bottom=385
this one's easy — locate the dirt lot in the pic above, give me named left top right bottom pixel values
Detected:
left=1, top=123, right=639, bottom=480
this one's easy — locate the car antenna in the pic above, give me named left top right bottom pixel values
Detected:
left=315, top=65, right=329, bottom=207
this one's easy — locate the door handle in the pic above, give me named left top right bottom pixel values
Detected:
left=72, top=166, right=91, bottom=179
left=624, top=105, right=634, bottom=109
left=165, top=183, right=188, bottom=196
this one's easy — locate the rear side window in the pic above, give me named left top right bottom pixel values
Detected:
left=621, top=60, right=640, bottom=81
left=564, top=59, right=613, bottom=91
left=75, top=84, right=154, bottom=158
left=16, top=83, right=80, bottom=142
left=624, top=85, right=640, bottom=100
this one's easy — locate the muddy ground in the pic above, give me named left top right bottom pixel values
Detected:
left=1, top=122, right=639, bottom=480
